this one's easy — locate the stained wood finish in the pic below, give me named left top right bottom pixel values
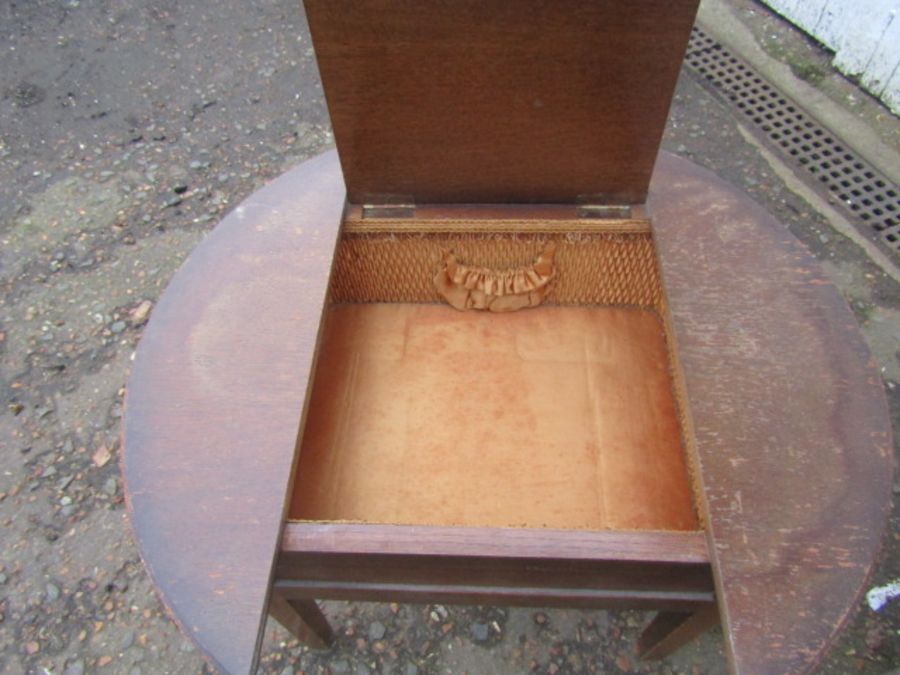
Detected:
left=650, top=153, right=893, bottom=674
left=281, top=523, right=710, bottom=564
left=277, top=524, right=715, bottom=612
left=303, top=0, right=699, bottom=205
left=267, top=595, right=334, bottom=649
left=274, top=579, right=713, bottom=614
left=122, top=151, right=346, bottom=675
left=637, top=605, right=720, bottom=660
left=274, top=557, right=713, bottom=609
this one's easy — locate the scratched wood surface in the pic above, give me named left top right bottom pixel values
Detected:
left=303, top=0, right=699, bottom=205
left=650, top=152, right=893, bottom=674
left=122, top=151, right=345, bottom=675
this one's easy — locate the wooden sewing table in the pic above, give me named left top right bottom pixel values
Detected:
left=122, top=150, right=892, bottom=673
left=122, top=2, right=892, bottom=673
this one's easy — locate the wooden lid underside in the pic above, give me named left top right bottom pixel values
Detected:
left=304, top=0, right=700, bottom=205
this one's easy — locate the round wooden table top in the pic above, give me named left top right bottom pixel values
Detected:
left=122, top=151, right=893, bottom=674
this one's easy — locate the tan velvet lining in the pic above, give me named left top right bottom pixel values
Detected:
left=289, top=304, right=698, bottom=531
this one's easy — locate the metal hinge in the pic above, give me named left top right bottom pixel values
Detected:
left=361, top=196, right=416, bottom=219
left=362, top=204, right=416, bottom=218
left=576, top=204, right=634, bottom=219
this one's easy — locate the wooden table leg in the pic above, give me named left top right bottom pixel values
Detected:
left=636, top=604, right=718, bottom=660
left=268, top=592, right=335, bottom=649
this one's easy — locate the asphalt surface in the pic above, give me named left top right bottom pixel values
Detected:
left=0, top=1, right=897, bottom=674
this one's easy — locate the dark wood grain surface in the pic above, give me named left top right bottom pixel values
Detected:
left=281, top=523, right=710, bottom=563
left=277, top=523, right=715, bottom=612
left=303, top=0, right=699, bottom=205
left=650, top=152, right=893, bottom=674
left=122, top=151, right=345, bottom=675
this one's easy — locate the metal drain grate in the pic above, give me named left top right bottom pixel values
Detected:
left=684, top=26, right=900, bottom=253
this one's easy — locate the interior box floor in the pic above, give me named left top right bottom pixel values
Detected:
left=289, top=303, right=698, bottom=531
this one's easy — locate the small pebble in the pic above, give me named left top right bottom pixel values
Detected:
left=368, top=621, right=386, bottom=641
left=46, top=583, right=60, bottom=601
left=63, top=659, right=86, bottom=675
left=470, top=621, right=489, bottom=642
left=104, top=477, right=118, bottom=496
left=130, top=300, right=153, bottom=326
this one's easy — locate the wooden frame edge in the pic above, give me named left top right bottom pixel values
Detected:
left=281, top=523, right=709, bottom=564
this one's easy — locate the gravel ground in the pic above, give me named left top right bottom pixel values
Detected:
left=0, top=1, right=897, bottom=674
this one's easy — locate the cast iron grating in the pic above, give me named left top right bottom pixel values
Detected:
left=684, top=26, right=900, bottom=253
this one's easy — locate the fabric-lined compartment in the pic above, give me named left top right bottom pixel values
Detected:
left=288, top=303, right=699, bottom=531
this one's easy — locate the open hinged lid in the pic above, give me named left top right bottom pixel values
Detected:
left=303, top=0, right=700, bottom=205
